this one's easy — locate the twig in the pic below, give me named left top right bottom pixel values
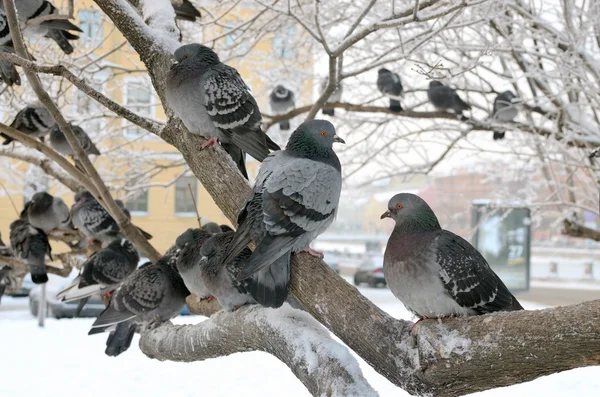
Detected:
left=187, top=183, right=202, bottom=228
left=0, top=179, right=19, bottom=216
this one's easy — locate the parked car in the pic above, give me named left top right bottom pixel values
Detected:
left=353, top=256, right=386, bottom=288
left=9, top=274, right=35, bottom=297
left=323, top=252, right=341, bottom=273
left=29, top=273, right=105, bottom=319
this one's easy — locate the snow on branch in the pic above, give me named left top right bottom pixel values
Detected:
left=140, top=304, right=379, bottom=397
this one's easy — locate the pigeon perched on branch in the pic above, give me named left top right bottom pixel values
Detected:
left=175, top=228, right=215, bottom=300
left=320, top=79, right=342, bottom=116
left=376, top=68, right=403, bottom=112
left=165, top=43, right=280, bottom=179
left=427, top=81, right=471, bottom=117
left=269, top=85, right=295, bottom=130
left=380, top=193, right=523, bottom=325
left=23, top=191, right=73, bottom=234
left=9, top=218, right=52, bottom=284
left=0, top=13, right=20, bottom=86
left=222, top=120, right=344, bottom=308
left=1, top=105, right=56, bottom=145
left=492, top=90, right=520, bottom=140
left=49, top=123, right=100, bottom=157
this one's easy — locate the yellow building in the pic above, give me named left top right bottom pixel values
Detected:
left=0, top=1, right=311, bottom=254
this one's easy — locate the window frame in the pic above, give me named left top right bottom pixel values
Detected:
left=174, top=175, right=198, bottom=217
left=122, top=78, right=155, bottom=139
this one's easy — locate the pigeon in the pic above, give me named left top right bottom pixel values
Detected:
left=22, top=191, right=73, bottom=234
left=175, top=228, right=216, bottom=300
left=9, top=218, right=52, bottom=284
left=377, top=68, right=403, bottom=112
left=0, top=233, right=13, bottom=303
left=56, top=238, right=139, bottom=316
left=269, top=85, right=295, bottom=130
left=0, top=232, right=11, bottom=257
left=219, top=224, right=234, bottom=233
left=197, top=231, right=256, bottom=310
left=49, top=123, right=101, bottom=157
left=88, top=243, right=190, bottom=357
left=0, top=13, right=21, bottom=86
left=127, top=0, right=201, bottom=21
left=320, top=79, right=343, bottom=116
left=71, top=190, right=152, bottom=245
left=201, top=222, right=222, bottom=234
left=492, top=90, right=520, bottom=140
left=1, top=105, right=56, bottom=145
left=222, top=120, right=344, bottom=308
left=427, top=81, right=471, bottom=117
left=115, top=199, right=131, bottom=220
left=380, top=193, right=523, bottom=323
left=165, top=43, right=281, bottom=179
left=0, top=0, right=82, bottom=54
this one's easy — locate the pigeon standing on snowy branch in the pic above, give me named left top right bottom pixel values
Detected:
left=1, top=105, right=56, bottom=145
left=492, top=91, right=520, bottom=140
left=376, top=68, right=403, bottom=112
left=9, top=218, right=52, bottom=284
left=223, top=120, right=344, bottom=308
left=320, top=79, right=343, bottom=116
left=427, top=81, right=471, bottom=118
left=165, top=43, right=280, bottom=179
left=0, top=13, right=20, bottom=86
left=23, top=191, right=73, bottom=233
left=269, top=85, right=295, bottom=130
left=381, top=193, right=523, bottom=324
left=176, top=228, right=215, bottom=300
left=49, top=123, right=100, bottom=157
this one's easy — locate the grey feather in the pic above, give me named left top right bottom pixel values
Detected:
left=427, top=80, right=471, bottom=116
left=9, top=218, right=51, bottom=284
left=49, top=123, right=101, bottom=157
left=1, top=105, right=55, bottom=145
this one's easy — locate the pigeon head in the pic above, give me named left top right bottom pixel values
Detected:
left=73, top=190, right=93, bottom=208
left=381, top=193, right=441, bottom=233
left=286, top=120, right=345, bottom=161
left=220, top=224, right=234, bottom=233
left=175, top=228, right=212, bottom=250
left=429, top=80, right=443, bottom=88
left=173, top=44, right=220, bottom=68
left=273, top=85, right=289, bottom=97
left=30, top=192, right=53, bottom=210
left=500, top=90, right=520, bottom=103
left=378, top=68, right=391, bottom=75
left=201, top=222, right=222, bottom=234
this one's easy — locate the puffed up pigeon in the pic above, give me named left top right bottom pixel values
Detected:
left=320, top=78, right=342, bottom=116
left=222, top=120, right=344, bottom=308
left=427, top=81, right=471, bottom=117
left=269, top=85, right=295, bottom=130
left=49, top=123, right=100, bottom=157
left=1, top=105, right=56, bottom=145
left=381, top=193, right=523, bottom=323
left=377, top=68, right=403, bottom=112
left=492, top=90, right=520, bottom=140
left=23, top=191, right=73, bottom=234
left=9, top=218, right=52, bottom=284
left=176, top=228, right=215, bottom=300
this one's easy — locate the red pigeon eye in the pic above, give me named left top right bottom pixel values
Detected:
left=321, top=131, right=327, bottom=137
left=396, top=203, right=403, bottom=209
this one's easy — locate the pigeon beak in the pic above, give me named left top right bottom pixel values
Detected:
left=380, top=210, right=391, bottom=219
left=333, top=135, right=345, bottom=144
left=510, top=97, right=522, bottom=104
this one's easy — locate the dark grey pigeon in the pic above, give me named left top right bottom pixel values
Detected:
left=0, top=13, right=20, bottom=86
left=219, top=224, right=234, bottom=233
left=427, top=81, right=471, bottom=117
left=56, top=238, right=139, bottom=315
left=222, top=120, right=344, bottom=308
left=201, top=222, right=222, bottom=234
left=377, top=68, right=403, bottom=112
left=9, top=218, right=52, bottom=284
left=165, top=43, right=280, bottom=179
left=115, top=199, right=131, bottom=220
left=23, top=192, right=73, bottom=234
left=176, top=228, right=215, bottom=300
left=49, top=123, right=100, bottom=157
left=381, top=193, right=523, bottom=322
left=71, top=191, right=152, bottom=245
left=0, top=0, right=82, bottom=54
left=197, top=231, right=256, bottom=310
left=492, top=90, right=520, bottom=140
left=1, top=105, right=56, bottom=145
left=269, top=85, right=295, bottom=130
left=320, top=79, right=343, bottom=116
left=88, top=246, right=189, bottom=357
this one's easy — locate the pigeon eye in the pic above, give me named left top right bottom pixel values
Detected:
left=183, top=55, right=189, bottom=59
left=396, top=203, right=403, bottom=209
left=321, top=131, right=327, bottom=137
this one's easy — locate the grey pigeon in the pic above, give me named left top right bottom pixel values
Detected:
left=201, top=222, right=222, bottom=234
left=222, top=120, right=344, bottom=308
left=88, top=244, right=189, bottom=357
left=127, top=0, right=201, bottom=21
left=23, top=191, right=73, bottom=234
left=427, top=81, right=471, bottom=117
left=9, top=218, right=52, bottom=284
left=0, top=233, right=13, bottom=303
left=56, top=238, right=139, bottom=315
left=269, top=85, right=295, bottom=130
left=0, top=232, right=11, bottom=257
left=115, top=199, right=131, bottom=220
left=165, top=43, right=281, bottom=179
left=492, top=90, right=520, bottom=140
left=0, top=13, right=20, bottom=86
left=320, top=79, right=342, bottom=116
left=219, top=224, right=234, bottom=233
left=49, top=123, right=100, bottom=157
left=377, top=68, right=403, bottom=112
left=197, top=231, right=256, bottom=310
left=0, top=0, right=82, bottom=54
left=175, top=228, right=216, bottom=300
left=1, top=105, right=56, bottom=145
left=71, top=191, right=152, bottom=245
left=380, top=193, right=523, bottom=322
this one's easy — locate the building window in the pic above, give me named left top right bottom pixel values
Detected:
left=79, top=10, right=103, bottom=44
left=273, top=26, right=296, bottom=59
left=175, top=175, right=198, bottom=216
left=125, top=190, right=149, bottom=215
left=76, top=80, right=103, bottom=133
left=124, top=82, right=152, bottom=137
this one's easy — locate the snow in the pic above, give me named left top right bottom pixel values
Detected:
left=1, top=285, right=599, bottom=397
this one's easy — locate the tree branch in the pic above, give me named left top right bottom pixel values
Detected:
left=562, top=218, right=600, bottom=241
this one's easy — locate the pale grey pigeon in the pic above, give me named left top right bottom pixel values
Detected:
left=71, top=190, right=152, bottom=244
left=269, top=85, right=295, bottom=130
left=9, top=218, right=52, bottom=284
left=381, top=193, right=523, bottom=323
left=320, top=79, right=342, bottom=116
left=427, top=81, right=471, bottom=117
left=88, top=244, right=189, bottom=357
left=198, top=231, right=256, bottom=310
left=49, top=123, right=100, bottom=157
left=222, top=120, right=344, bottom=308
left=175, top=228, right=215, bottom=300
left=492, top=90, right=520, bottom=140
left=165, top=43, right=280, bottom=179
left=0, top=13, right=20, bottom=86
left=377, top=68, right=403, bottom=112
left=1, top=105, right=56, bottom=145
left=0, top=0, right=81, bottom=54
left=56, top=238, right=139, bottom=314
left=22, top=191, right=73, bottom=234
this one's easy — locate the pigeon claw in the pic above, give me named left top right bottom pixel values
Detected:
left=301, top=247, right=324, bottom=258
left=201, top=136, right=219, bottom=149
left=409, top=318, right=425, bottom=335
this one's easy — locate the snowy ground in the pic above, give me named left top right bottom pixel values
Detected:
left=1, top=284, right=599, bottom=397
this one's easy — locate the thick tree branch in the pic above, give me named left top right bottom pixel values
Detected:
left=562, top=218, right=600, bottom=241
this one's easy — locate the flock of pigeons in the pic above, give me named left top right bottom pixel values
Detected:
left=0, top=1, right=525, bottom=359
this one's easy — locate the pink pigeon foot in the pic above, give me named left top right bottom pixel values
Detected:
left=302, top=247, right=324, bottom=258
left=201, top=136, right=219, bottom=149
